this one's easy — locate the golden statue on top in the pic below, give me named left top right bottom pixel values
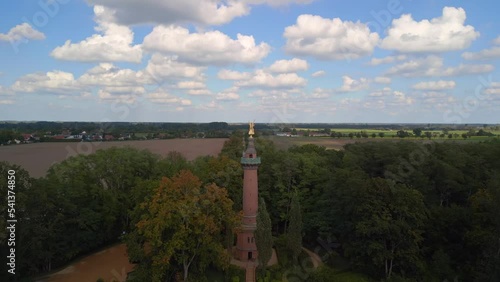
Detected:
left=249, top=122, right=255, bottom=137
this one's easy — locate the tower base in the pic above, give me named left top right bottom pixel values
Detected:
left=230, top=247, right=279, bottom=267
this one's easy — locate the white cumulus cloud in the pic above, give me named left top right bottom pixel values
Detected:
left=380, top=7, right=479, bottom=53
left=87, top=0, right=313, bottom=26
left=144, top=54, right=206, bottom=83
left=235, top=70, right=307, bottom=88
left=412, top=80, right=456, bottom=90
left=142, top=25, right=270, bottom=65
left=284, top=14, right=379, bottom=60
left=177, top=81, right=206, bottom=89
left=374, top=76, right=391, bottom=84
left=368, top=55, right=407, bottom=66
left=79, top=63, right=151, bottom=86
left=311, top=70, right=326, bottom=77
left=216, top=92, right=240, bottom=101
left=462, top=37, right=500, bottom=60
left=98, top=86, right=146, bottom=104
left=336, top=76, right=369, bottom=92
left=217, top=69, right=252, bottom=80
left=148, top=91, right=192, bottom=105
left=269, top=58, right=309, bottom=73
left=0, top=23, right=45, bottom=42
left=12, top=71, right=82, bottom=94
left=386, top=55, right=493, bottom=77
left=50, top=6, right=142, bottom=63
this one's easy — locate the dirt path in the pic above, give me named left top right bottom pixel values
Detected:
left=302, top=247, right=323, bottom=269
left=39, top=244, right=134, bottom=282
left=245, top=262, right=256, bottom=282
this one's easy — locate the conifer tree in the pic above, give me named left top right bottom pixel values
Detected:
left=288, top=192, right=303, bottom=265
left=255, top=197, right=273, bottom=275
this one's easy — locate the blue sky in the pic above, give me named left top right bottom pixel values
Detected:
left=0, top=0, right=499, bottom=123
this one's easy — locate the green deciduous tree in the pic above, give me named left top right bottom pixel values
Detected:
left=330, top=175, right=427, bottom=279
left=413, top=128, right=422, bottom=137
left=133, top=170, right=238, bottom=282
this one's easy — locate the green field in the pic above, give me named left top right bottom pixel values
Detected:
left=295, top=127, right=500, bottom=137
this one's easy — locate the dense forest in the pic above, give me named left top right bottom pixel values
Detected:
left=1, top=134, right=499, bottom=281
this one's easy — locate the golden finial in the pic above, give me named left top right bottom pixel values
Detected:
left=249, top=122, right=255, bottom=137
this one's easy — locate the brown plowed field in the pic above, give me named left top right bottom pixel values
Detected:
left=0, top=139, right=227, bottom=178
left=38, top=244, right=134, bottom=282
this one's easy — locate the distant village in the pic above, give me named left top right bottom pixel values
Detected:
left=2, top=130, right=136, bottom=145
left=1, top=122, right=498, bottom=146
left=3, top=129, right=323, bottom=145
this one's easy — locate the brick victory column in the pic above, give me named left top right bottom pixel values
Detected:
left=235, top=122, right=261, bottom=261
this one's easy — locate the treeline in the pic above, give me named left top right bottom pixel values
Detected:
left=207, top=134, right=500, bottom=280
left=0, top=145, right=246, bottom=281
left=0, top=122, right=274, bottom=135
left=277, top=123, right=499, bottom=130
left=1, top=135, right=499, bottom=281
left=0, top=122, right=279, bottom=144
left=247, top=138, right=500, bottom=281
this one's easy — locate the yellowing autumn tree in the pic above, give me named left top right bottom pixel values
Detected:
left=135, top=170, right=239, bottom=282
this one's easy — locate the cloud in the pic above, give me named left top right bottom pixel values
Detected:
left=98, top=86, right=146, bottom=104
left=0, top=85, right=14, bottom=105
left=11, top=71, right=82, bottom=94
left=87, top=0, right=312, bottom=26
left=283, top=14, right=379, bottom=60
left=269, top=58, right=308, bottom=73
left=186, top=89, right=212, bottom=96
left=484, top=82, right=500, bottom=96
left=50, top=6, right=142, bottom=63
left=216, top=92, right=240, bottom=101
left=311, top=70, right=326, bottom=77
left=79, top=63, right=152, bottom=86
left=412, top=80, right=456, bottom=90
left=235, top=69, right=307, bottom=88
left=380, top=7, right=479, bottom=53
left=0, top=23, right=45, bottom=42
left=309, top=88, right=330, bottom=99
left=0, top=85, right=13, bottom=96
left=142, top=25, right=270, bottom=65
left=368, top=55, right=406, bottom=66
left=462, top=47, right=500, bottom=61
left=88, top=0, right=248, bottom=26
left=462, top=37, right=500, bottom=60
left=336, top=76, right=369, bottom=92
left=176, top=81, right=212, bottom=95
left=248, top=90, right=268, bottom=97
left=244, top=0, right=314, bottom=7
left=177, top=81, right=206, bottom=89
left=386, top=55, right=494, bottom=77
left=144, top=54, right=206, bottom=83
left=148, top=91, right=192, bottom=105
left=196, top=100, right=223, bottom=110
left=365, top=87, right=414, bottom=109
left=418, top=91, right=456, bottom=110
left=217, top=69, right=252, bottom=80
left=374, top=76, right=391, bottom=84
